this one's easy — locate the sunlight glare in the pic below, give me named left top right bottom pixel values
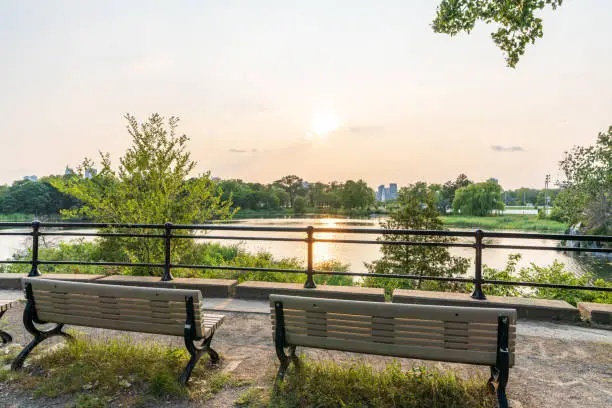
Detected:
left=311, top=111, right=340, bottom=137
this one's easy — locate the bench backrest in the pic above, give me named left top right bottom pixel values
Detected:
left=24, top=278, right=205, bottom=337
left=271, top=295, right=516, bottom=367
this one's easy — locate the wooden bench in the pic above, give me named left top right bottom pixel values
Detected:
left=271, top=295, right=516, bottom=408
left=1, top=297, right=20, bottom=345
left=11, top=278, right=224, bottom=385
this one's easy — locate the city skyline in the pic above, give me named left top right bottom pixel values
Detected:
left=1, top=1, right=610, bottom=189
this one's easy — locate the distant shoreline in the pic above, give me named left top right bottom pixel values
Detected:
left=0, top=211, right=569, bottom=233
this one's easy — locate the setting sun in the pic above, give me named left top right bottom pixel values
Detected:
left=311, top=111, right=340, bottom=137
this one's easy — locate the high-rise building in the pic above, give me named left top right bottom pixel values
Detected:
left=376, top=183, right=399, bottom=202
left=389, top=183, right=398, bottom=200
left=376, top=185, right=385, bottom=201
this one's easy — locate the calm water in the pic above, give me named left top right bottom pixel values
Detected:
left=1, top=218, right=610, bottom=280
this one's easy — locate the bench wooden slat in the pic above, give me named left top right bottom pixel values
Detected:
left=274, top=300, right=516, bottom=323
left=35, top=299, right=204, bottom=320
left=284, top=326, right=500, bottom=352
left=28, top=279, right=203, bottom=303
left=275, top=318, right=516, bottom=339
left=288, top=333, right=513, bottom=366
left=36, top=310, right=224, bottom=338
left=277, top=325, right=515, bottom=353
left=276, top=322, right=514, bottom=347
left=274, top=312, right=517, bottom=335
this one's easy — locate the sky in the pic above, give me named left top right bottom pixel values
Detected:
left=0, top=0, right=610, bottom=190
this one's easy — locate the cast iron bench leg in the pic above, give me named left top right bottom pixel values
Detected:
left=0, top=310, right=12, bottom=345
left=489, top=315, right=510, bottom=408
left=179, top=296, right=221, bottom=386
left=11, top=292, right=72, bottom=370
left=179, top=334, right=220, bottom=386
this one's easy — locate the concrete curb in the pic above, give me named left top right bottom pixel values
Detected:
left=235, top=281, right=386, bottom=302
left=392, top=289, right=580, bottom=322
left=95, top=275, right=238, bottom=298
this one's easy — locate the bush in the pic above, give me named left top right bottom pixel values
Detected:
left=481, top=254, right=612, bottom=306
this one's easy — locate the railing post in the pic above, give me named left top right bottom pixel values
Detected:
left=304, top=226, right=316, bottom=288
left=28, top=220, right=41, bottom=277
left=471, top=229, right=486, bottom=300
left=161, top=222, right=173, bottom=281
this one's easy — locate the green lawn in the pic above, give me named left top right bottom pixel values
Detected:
left=0, top=213, right=36, bottom=222
left=441, top=214, right=567, bottom=232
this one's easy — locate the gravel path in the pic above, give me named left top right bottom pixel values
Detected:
left=1, top=294, right=611, bottom=408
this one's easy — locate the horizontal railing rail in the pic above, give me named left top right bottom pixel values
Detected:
left=1, top=220, right=610, bottom=299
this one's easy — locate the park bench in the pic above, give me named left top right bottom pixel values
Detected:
left=271, top=295, right=516, bottom=408
left=11, top=278, right=224, bottom=385
left=1, top=296, right=20, bottom=345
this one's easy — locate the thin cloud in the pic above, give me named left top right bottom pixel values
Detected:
left=491, top=145, right=524, bottom=152
left=228, top=148, right=258, bottom=153
left=347, top=125, right=384, bottom=134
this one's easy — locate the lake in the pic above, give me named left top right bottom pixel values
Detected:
left=1, top=218, right=610, bottom=280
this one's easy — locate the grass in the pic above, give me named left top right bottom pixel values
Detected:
left=235, top=386, right=269, bottom=407
left=1, top=336, right=499, bottom=408
left=270, top=358, right=496, bottom=408
left=0, top=213, right=36, bottom=223
left=441, top=214, right=567, bottom=232
left=0, top=333, right=240, bottom=406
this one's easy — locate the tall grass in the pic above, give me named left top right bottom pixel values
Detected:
left=272, top=358, right=496, bottom=408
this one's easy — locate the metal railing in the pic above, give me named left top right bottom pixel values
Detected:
left=1, top=220, right=611, bottom=300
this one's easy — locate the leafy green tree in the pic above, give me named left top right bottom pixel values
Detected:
left=342, top=180, right=374, bottom=211
left=452, top=181, right=504, bottom=216
left=292, top=196, right=307, bottom=215
left=0, top=178, right=79, bottom=216
left=274, top=175, right=304, bottom=208
left=556, top=126, right=611, bottom=234
left=52, top=113, right=234, bottom=269
left=432, top=0, right=564, bottom=68
left=439, top=173, right=472, bottom=213
left=364, top=182, right=469, bottom=294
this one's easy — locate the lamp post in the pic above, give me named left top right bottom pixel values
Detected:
left=544, top=174, right=550, bottom=215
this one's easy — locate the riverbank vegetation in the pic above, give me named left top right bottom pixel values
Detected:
left=440, top=214, right=567, bottom=232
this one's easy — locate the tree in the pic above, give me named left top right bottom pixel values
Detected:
left=364, top=183, right=469, bottom=293
left=342, top=180, right=374, bottom=211
left=439, top=173, right=472, bottom=214
left=432, top=0, right=564, bottom=68
left=452, top=181, right=504, bottom=216
left=0, top=178, right=79, bottom=216
left=52, top=113, right=234, bottom=269
left=292, top=196, right=307, bottom=215
left=274, top=175, right=304, bottom=208
left=555, top=126, right=611, bottom=234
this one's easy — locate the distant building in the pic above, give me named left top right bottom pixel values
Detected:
left=64, top=166, right=74, bottom=176
left=23, top=175, right=37, bottom=182
left=84, top=168, right=97, bottom=179
left=376, top=185, right=385, bottom=201
left=389, top=183, right=398, bottom=200
left=487, top=178, right=499, bottom=184
left=376, top=183, right=399, bottom=202
left=302, top=181, right=310, bottom=189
